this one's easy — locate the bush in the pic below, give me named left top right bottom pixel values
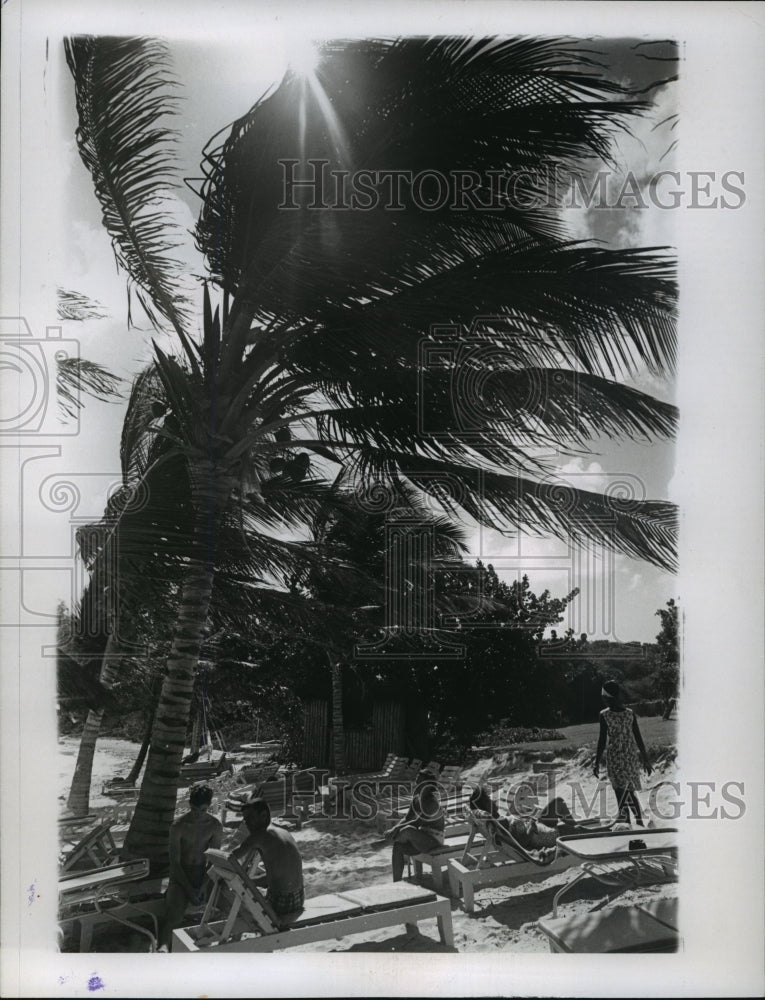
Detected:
left=473, top=724, right=565, bottom=747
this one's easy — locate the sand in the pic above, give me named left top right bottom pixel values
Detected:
left=58, top=737, right=679, bottom=953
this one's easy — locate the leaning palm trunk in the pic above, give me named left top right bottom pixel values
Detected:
left=121, top=560, right=215, bottom=864
left=124, top=680, right=161, bottom=785
left=66, top=632, right=121, bottom=815
left=122, top=464, right=232, bottom=866
left=330, top=657, right=346, bottom=776
left=66, top=707, right=105, bottom=816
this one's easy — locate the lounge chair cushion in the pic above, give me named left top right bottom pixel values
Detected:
left=636, top=897, right=678, bottom=930
left=286, top=894, right=364, bottom=927
left=337, top=883, right=437, bottom=911
left=538, top=905, right=680, bottom=953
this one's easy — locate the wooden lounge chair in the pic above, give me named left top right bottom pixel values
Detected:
left=58, top=858, right=164, bottom=952
left=375, top=785, right=474, bottom=836
left=329, top=754, right=409, bottom=791
left=538, top=897, right=680, bottom=953
left=353, top=759, right=429, bottom=823
left=329, top=756, right=411, bottom=814
left=447, top=811, right=581, bottom=912
left=61, top=823, right=120, bottom=873
left=236, top=760, right=281, bottom=785
left=226, top=768, right=329, bottom=828
left=172, top=850, right=454, bottom=952
left=223, top=775, right=288, bottom=826
left=409, top=829, right=488, bottom=894
left=102, top=777, right=139, bottom=799
left=179, top=750, right=233, bottom=785
left=437, top=765, right=462, bottom=789
left=59, top=812, right=97, bottom=829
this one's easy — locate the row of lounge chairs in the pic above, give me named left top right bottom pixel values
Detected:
left=223, top=755, right=464, bottom=829
left=59, top=812, right=676, bottom=954
left=173, top=821, right=678, bottom=954
left=60, top=746, right=678, bottom=954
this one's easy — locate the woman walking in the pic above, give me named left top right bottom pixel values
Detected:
left=593, top=680, right=653, bottom=826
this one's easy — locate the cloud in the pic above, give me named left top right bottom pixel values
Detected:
left=562, top=81, right=679, bottom=251
left=556, top=457, right=608, bottom=493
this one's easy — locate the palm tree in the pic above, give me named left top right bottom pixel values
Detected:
left=63, top=361, right=341, bottom=815
left=65, top=35, right=678, bottom=865
left=302, top=484, right=471, bottom=773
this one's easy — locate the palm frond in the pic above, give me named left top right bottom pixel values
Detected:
left=342, top=447, right=677, bottom=572
left=194, top=36, right=647, bottom=322
left=56, top=287, right=108, bottom=321
left=56, top=356, right=123, bottom=420
left=64, top=35, right=192, bottom=336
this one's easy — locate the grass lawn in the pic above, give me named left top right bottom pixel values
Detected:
left=511, top=715, right=678, bottom=753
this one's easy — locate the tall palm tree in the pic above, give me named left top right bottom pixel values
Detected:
left=65, top=35, right=678, bottom=864
left=64, top=361, right=341, bottom=815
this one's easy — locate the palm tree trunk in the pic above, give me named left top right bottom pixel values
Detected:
left=122, top=560, right=214, bottom=866
left=65, top=631, right=121, bottom=815
left=330, top=657, right=346, bottom=775
left=124, top=690, right=159, bottom=785
left=66, top=706, right=105, bottom=815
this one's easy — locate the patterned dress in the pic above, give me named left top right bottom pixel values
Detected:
left=602, top=707, right=642, bottom=790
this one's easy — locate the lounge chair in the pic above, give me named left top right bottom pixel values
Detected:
left=329, top=754, right=409, bottom=791
left=551, top=828, right=678, bottom=916
left=102, top=777, right=139, bottom=799
left=409, top=828, right=488, bottom=893
left=60, top=823, right=120, bottom=873
left=236, top=760, right=281, bottom=785
left=447, top=811, right=582, bottom=912
left=179, top=750, right=233, bottom=785
left=352, top=759, right=428, bottom=824
left=538, top=897, right=680, bottom=953
left=375, top=785, right=474, bottom=836
left=172, top=849, right=454, bottom=952
left=226, top=767, right=330, bottom=828
left=59, top=812, right=97, bottom=829
left=58, top=858, right=164, bottom=952
left=223, top=775, right=288, bottom=825
left=437, top=765, right=462, bottom=788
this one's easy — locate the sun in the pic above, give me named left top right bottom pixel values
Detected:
left=287, top=37, right=320, bottom=77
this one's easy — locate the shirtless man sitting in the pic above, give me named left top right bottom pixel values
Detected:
left=159, top=783, right=223, bottom=950
left=231, top=797, right=304, bottom=923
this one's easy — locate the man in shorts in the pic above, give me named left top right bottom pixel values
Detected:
left=231, top=796, right=305, bottom=922
left=159, top=782, right=223, bottom=950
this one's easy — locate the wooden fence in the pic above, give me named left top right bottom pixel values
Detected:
left=301, top=699, right=406, bottom=771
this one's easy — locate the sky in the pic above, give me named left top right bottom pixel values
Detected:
left=46, top=33, right=680, bottom=644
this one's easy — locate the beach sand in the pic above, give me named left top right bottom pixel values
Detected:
left=58, top=737, right=679, bottom=953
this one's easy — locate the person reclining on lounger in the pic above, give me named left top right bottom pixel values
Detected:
left=386, top=770, right=445, bottom=881
left=469, top=786, right=591, bottom=863
left=160, top=782, right=223, bottom=950
left=230, top=796, right=305, bottom=920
